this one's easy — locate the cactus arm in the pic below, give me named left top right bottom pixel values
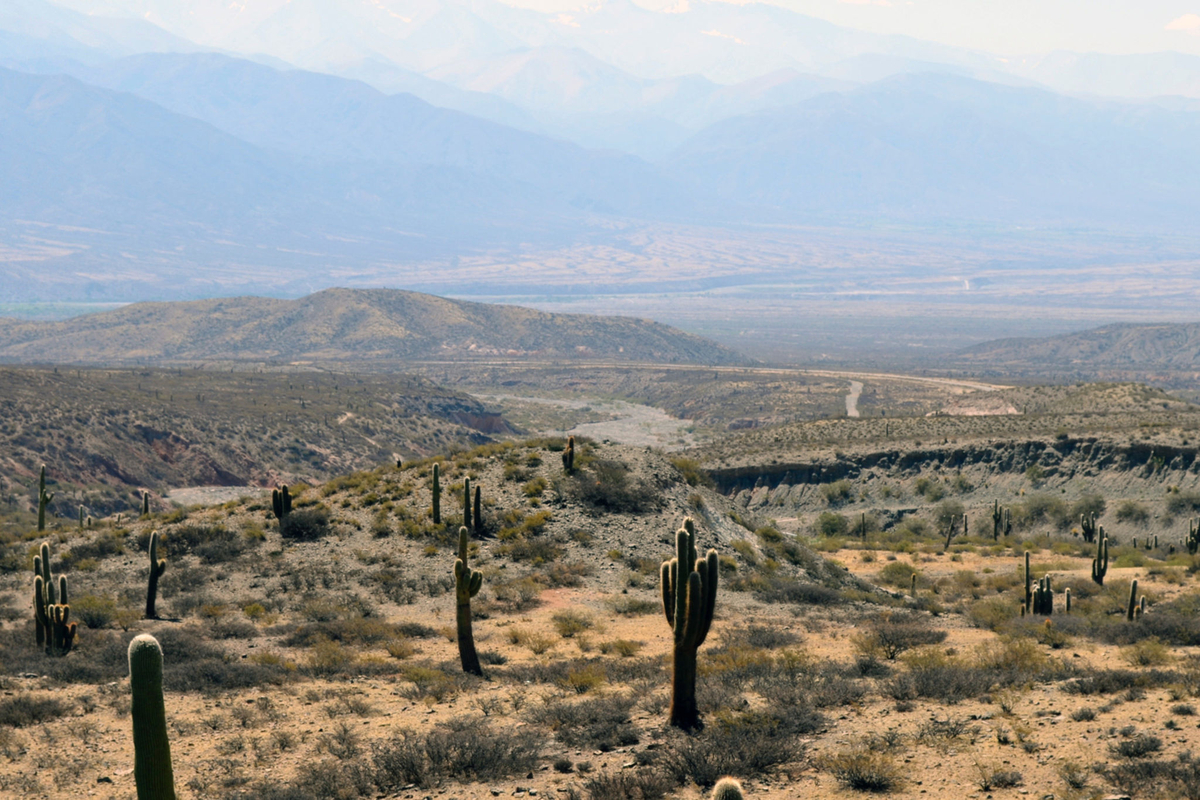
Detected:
left=128, top=635, right=177, bottom=800
left=695, top=550, right=719, bottom=647
left=146, top=531, right=167, bottom=619
left=661, top=561, right=674, bottom=627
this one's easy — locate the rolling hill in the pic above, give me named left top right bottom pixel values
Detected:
left=957, top=322, right=1200, bottom=374
left=0, top=288, right=749, bottom=366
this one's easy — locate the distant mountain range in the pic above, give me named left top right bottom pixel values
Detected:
left=957, top=322, right=1200, bottom=376
left=0, top=288, right=749, bottom=365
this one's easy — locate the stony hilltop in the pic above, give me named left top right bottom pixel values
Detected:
left=0, top=288, right=748, bottom=367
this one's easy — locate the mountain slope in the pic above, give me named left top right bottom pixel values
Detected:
left=957, top=323, right=1200, bottom=373
left=0, top=288, right=749, bottom=366
left=666, top=72, right=1200, bottom=227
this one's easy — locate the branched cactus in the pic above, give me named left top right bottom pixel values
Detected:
left=271, top=485, right=292, bottom=521
left=1127, top=579, right=1139, bottom=622
left=145, top=531, right=167, bottom=619
left=562, top=435, right=576, bottom=474
left=431, top=463, right=441, bottom=525
left=129, top=635, right=177, bottom=800
left=473, top=485, right=483, bottom=537
left=37, top=465, right=54, bottom=532
left=992, top=500, right=1011, bottom=540
left=660, top=518, right=718, bottom=731
left=33, top=543, right=75, bottom=656
left=712, top=777, right=744, bottom=800
left=1092, top=533, right=1108, bottom=586
left=1031, top=576, right=1053, bottom=616
left=453, top=526, right=483, bottom=676
left=1081, top=512, right=1098, bottom=544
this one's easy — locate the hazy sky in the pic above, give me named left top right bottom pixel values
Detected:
left=503, top=0, right=1200, bottom=56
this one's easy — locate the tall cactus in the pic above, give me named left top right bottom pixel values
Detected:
left=271, top=485, right=292, bottom=521
left=993, top=500, right=1003, bottom=540
left=1081, top=512, right=1098, bottom=544
left=1188, top=519, right=1200, bottom=556
left=660, top=518, right=718, bottom=731
left=562, top=435, right=576, bottom=474
left=453, top=526, right=483, bottom=676
left=33, top=543, right=75, bottom=656
left=1092, top=534, right=1109, bottom=586
left=431, top=464, right=441, bottom=525
left=145, top=531, right=167, bottom=619
left=1065, top=587, right=1072, bottom=614
left=473, top=485, right=483, bottom=537
left=37, top=465, right=54, bottom=532
left=1127, top=579, right=1139, bottom=622
left=1023, top=551, right=1033, bottom=613
left=128, top=635, right=177, bottom=800
left=141, top=491, right=150, bottom=517
left=1032, top=576, right=1053, bottom=616
left=78, top=506, right=85, bottom=529
left=463, top=477, right=472, bottom=531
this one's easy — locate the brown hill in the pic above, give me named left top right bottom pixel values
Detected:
left=0, top=288, right=747, bottom=367
left=956, top=322, right=1200, bottom=375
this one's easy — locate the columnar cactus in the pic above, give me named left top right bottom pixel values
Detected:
left=463, top=477, right=472, bottom=531
left=473, top=485, right=483, bottom=537
left=562, top=435, right=576, bottom=474
left=271, top=485, right=292, bottom=521
left=993, top=500, right=1011, bottom=540
left=1127, top=579, right=1139, bottom=622
left=1188, top=519, right=1200, bottom=556
left=910, top=573, right=917, bottom=597
left=141, top=491, right=150, bottom=517
left=78, top=506, right=85, bottom=529
left=453, top=526, right=483, bottom=676
left=431, top=464, right=441, bottom=525
left=145, top=531, right=166, bottom=619
left=712, top=777, right=745, bottom=800
left=1081, top=512, right=1098, bottom=543
left=860, top=512, right=867, bottom=540
left=37, top=465, right=54, bottom=532
left=1092, top=534, right=1108, bottom=586
left=128, top=635, right=177, bottom=800
left=1065, top=587, right=1072, bottom=614
left=1031, top=576, right=1053, bottom=616
left=33, top=543, right=75, bottom=656
left=660, top=518, right=718, bottom=731
left=1023, top=551, right=1033, bottom=612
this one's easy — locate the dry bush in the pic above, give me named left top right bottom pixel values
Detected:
left=821, top=749, right=904, bottom=793
left=371, top=718, right=542, bottom=789
left=531, top=695, right=638, bottom=750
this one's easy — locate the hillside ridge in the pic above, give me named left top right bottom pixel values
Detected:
left=0, top=288, right=748, bottom=366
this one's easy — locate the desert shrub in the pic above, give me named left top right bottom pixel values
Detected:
left=605, top=596, right=659, bottom=616
left=1062, top=669, right=1180, bottom=696
left=976, top=766, right=1023, bottom=790
left=933, top=500, right=964, bottom=531
left=1167, top=490, right=1200, bottom=516
left=722, top=625, right=802, bottom=651
left=661, top=715, right=802, bottom=787
left=821, top=480, right=853, bottom=506
left=566, top=460, right=662, bottom=514
left=372, top=718, right=542, bottom=790
left=813, top=512, right=849, bottom=537
left=876, top=561, right=920, bottom=588
left=1110, top=733, right=1163, bottom=759
left=0, top=694, right=69, bottom=727
left=1120, top=637, right=1173, bottom=667
left=854, top=612, right=947, bottom=660
left=280, top=509, right=332, bottom=541
left=531, top=696, right=638, bottom=750
left=1070, top=493, right=1107, bottom=521
left=582, top=770, right=673, bottom=800
left=1018, top=493, right=1070, bottom=529
left=670, top=457, right=713, bottom=488
left=59, top=532, right=124, bottom=569
left=753, top=577, right=841, bottom=606
left=155, top=524, right=250, bottom=563
left=1104, top=758, right=1200, bottom=799
left=73, top=594, right=118, bottom=628
left=821, top=749, right=903, bottom=792
left=1116, top=500, right=1151, bottom=525
left=552, top=609, right=595, bottom=638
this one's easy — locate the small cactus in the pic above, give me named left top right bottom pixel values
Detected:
left=453, top=526, right=483, bottom=676
left=473, top=485, right=483, bottom=537
left=463, top=477, right=472, bottom=531
left=145, top=531, right=167, bottom=619
left=1092, top=534, right=1108, bottom=586
left=562, top=435, right=576, bottom=474
left=712, top=777, right=744, bottom=800
left=1080, top=512, right=1098, bottom=543
left=128, top=635, right=177, bottom=800
left=431, top=463, right=441, bottom=525
left=271, top=485, right=292, bottom=521
left=661, top=518, right=718, bottom=731
left=37, top=465, right=54, bottom=532
left=1065, top=587, right=1071, bottom=614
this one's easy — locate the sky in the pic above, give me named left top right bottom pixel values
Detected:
left=501, top=0, right=1200, bottom=56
